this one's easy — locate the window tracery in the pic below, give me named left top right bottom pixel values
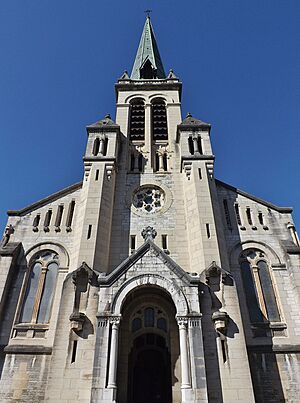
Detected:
left=20, top=251, right=59, bottom=324
left=132, top=186, right=165, bottom=213
left=131, top=306, right=168, bottom=333
left=239, top=249, right=281, bottom=325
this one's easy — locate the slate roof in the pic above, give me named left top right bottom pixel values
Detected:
left=178, top=113, right=211, bottom=130
left=86, top=114, right=119, bottom=130
left=130, top=16, right=166, bottom=80
left=216, top=179, right=293, bottom=213
left=7, top=182, right=82, bottom=216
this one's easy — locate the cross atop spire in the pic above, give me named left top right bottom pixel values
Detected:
left=130, top=16, right=166, bottom=80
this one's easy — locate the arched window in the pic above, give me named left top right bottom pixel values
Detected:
left=20, top=251, right=59, bottom=324
left=93, top=138, right=100, bottom=156
left=239, top=249, right=281, bottom=324
left=131, top=306, right=168, bottom=333
left=144, top=307, right=155, bottom=327
left=151, top=98, right=168, bottom=141
left=129, top=98, right=145, bottom=141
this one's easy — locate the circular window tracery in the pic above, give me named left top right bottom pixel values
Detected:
left=132, top=186, right=165, bottom=214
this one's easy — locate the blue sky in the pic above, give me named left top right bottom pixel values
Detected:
left=0, top=0, right=299, bottom=232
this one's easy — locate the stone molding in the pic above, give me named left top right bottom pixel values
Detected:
left=111, top=273, right=189, bottom=316
left=4, top=345, right=52, bottom=355
left=216, top=179, right=293, bottom=213
left=98, top=239, right=201, bottom=288
left=7, top=181, right=82, bottom=217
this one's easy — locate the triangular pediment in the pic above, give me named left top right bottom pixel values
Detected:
left=98, top=240, right=201, bottom=287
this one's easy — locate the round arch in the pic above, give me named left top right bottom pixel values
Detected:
left=124, top=94, right=146, bottom=103
left=148, top=93, right=171, bottom=103
left=24, top=242, right=69, bottom=268
left=111, top=274, right=189, bottom=316
left=229, top=240, right=282, bottom=267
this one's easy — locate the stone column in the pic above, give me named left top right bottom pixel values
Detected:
left=158, top=150, right=164, bottom=172
left=107, top=316, right=121, bottom=389
left=177, top=316, right=191, bottom=389
left=99, top=135, right=106, bottom=156
left=187, top=315, right=208, bottom=400
left=133, top=147, right=140, bottom=172
left=192, top=135, right=200, bottom=154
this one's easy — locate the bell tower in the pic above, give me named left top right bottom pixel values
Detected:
left=115, top=16, right=182, bottom=176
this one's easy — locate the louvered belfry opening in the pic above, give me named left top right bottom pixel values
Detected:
left=129, top=98, right=145, bottom=141
left=151, top=98, right=168, bottom=140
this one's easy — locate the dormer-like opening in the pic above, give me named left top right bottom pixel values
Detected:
left=151, top=98, right=168, bottom=141
left=140, top=59, right=157, bottom=79
left=129, top=98, right=145, bottom=141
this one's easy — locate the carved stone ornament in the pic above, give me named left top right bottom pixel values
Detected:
left=70, top=262, right=98, bottom=332
left=141, top=226, right=157, bottom=241
left=84, top=162, right=92, bottom=180
left=176, top=316, right=189, bottom=328
left=1, top=224, right=14, bottom=248
left=205, top=261, right=233, bottom=284
left=206, top=161, right=214, bottom=179
left=108, top=316, right=121, bottom=326
left=182, top=160, right=192, bottom=180
left=69, top=312, right=86, bottom=331
left=105, top=163, right=115, bottom=181
left=72, top=261, right=96, bottom=287
left=212, top=310, right=229, bottom=334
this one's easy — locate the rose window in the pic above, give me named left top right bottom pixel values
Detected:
left=132, top=186, right=165, bottom=213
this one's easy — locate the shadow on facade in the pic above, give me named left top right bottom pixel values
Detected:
left=108, top=133, right=142, bottom=272
left=227, top=193, right=285, bottom=402
left=0, top=247, right=26, bottom=378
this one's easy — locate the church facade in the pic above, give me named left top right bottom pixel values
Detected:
left=1, top=17, right=300, bottom=403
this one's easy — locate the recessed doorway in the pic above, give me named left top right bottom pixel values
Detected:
left=128, top=333, right=172, bottom=403
left=116, top=286, right=180, bottom=403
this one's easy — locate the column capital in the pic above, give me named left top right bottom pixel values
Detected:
left=108, top=315, right=121, bottom=327
left=176, top=316, right=189, bottom=328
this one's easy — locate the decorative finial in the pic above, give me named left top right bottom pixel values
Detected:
left=167, top=69, right=177, bottom=79
left=105, top=114, right=111, bottom=119
left=141, top=226, right=157, bottom=241
left=120, top=70, right=129, bottom=80
left=144, top=9, right=152, bottom=18
left=186, top=112, right=192, bottom=118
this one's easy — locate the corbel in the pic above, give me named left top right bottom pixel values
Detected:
left=69, top=262, right=98, bottom=332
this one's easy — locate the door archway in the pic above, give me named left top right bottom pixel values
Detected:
left=116, top=286, right=180, bottom=403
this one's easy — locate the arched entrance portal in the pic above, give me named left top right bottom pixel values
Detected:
left=116, top=286, right=180, bottom=403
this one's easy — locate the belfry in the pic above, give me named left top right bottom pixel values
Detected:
left=1, top=16, right=300, bottom=403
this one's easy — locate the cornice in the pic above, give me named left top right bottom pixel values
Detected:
left=7, top=182, right=82, bottom=217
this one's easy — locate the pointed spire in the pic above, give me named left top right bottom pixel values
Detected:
left=131, top=16, right=166, bottom=80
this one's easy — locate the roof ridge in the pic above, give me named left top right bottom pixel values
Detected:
left=216, top=179, right=293, bottom=213
left=7, top=181, right=82, bottom=217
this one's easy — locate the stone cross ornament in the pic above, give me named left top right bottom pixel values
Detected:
left=141, top=226, right=157, bottom=241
